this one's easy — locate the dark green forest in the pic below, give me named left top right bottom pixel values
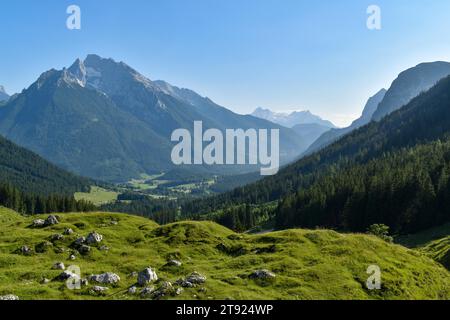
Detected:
left=0, top=183, right=96, bottom=215
left=276, top=139, right=450, bottom=234
left=0, top=135, right=92, bottom=195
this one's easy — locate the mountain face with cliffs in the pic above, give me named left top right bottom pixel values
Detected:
left=0, top=55, right=306, bottom=182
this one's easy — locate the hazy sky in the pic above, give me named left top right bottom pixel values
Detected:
left=2, top=0, right=450, bottom=127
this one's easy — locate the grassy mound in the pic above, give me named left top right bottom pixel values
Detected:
left=0, top=207, right=448, bottom=300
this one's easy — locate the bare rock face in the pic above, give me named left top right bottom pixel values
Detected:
left=90, top=272, right=120, bottom=285
left=137, top=267, right=158, bottom=286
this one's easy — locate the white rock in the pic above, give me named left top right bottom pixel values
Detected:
left=52, top=262, right=65, bottom=270
left=32, top=219, right=45, bottom=228
left=249, top=269, right=276, bottom=279
left=137, top=267, right=158, bottom=286
left=86, top=232, right=103, bottom=244
left=90, top=272, right=120, bottom=284
left=45, top=215, right=59, bottom=226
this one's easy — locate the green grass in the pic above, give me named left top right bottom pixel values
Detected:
left=420, top=237, right=450, bottom=270
left=0, top=207, right=448, bottom=300
left=74, top=186, right=119, bottom=206
left=395, top=223, right=450, bottom=271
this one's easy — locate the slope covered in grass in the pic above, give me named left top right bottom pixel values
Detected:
left=420, top=237, right=450, bottom=270
left=0, top=207, right=448, bottom=300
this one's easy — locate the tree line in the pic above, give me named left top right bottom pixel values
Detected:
left=0, top=183, right=96, bottom=215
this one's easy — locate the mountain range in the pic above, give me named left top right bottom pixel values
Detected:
left=305, top=62, right=450, bottom=154
left=251, top=107, right=336, bottom=148
left=0, top=55, right=307, bottom=182
left=251, top=107, right=336, bottom=128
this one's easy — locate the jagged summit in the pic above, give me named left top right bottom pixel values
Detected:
left=0, top=85, right=9, bottom=102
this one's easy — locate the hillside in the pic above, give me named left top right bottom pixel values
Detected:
left=0, top=55, right=306, bottom=182
left=0, top=207, right=448, bottom=300
left=0, top=134, right=91, bottom=195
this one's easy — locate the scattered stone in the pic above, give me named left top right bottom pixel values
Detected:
left=175, top=279, right=194, bottom=288
left=199, top=287, right=207, bottom=293
left=90, top=272, right=120, bottom=285
left=175, top=288, right=183, bottom=296
left=51, top=234, right=64, bottom=242
left=40, top=278, right=50, bottom=284
left=78, top=245, right=91, bottom=255
left=140, top=286, right=155, bottom=297
left=52, top=262, right=65, bottom=270
left=35, top=241, right=53, bottom=253
left=249, top=269, right=276, bottom=280
left=186, top=271, right=206, bottom=284
left=54, top=247, right=66, bottom=254
left=81, top=279, right=89, bottom=286
left=128, top=286, right=138, bottom=295
left=152, top=281, right=174, bottom=299
left=128, top=271, right=138, bottom=278
left=99, top=245, right=110, bottom=251
left=56, top=270, right=80, bottom=282
left=110, top=220, right=118, bottom=226
left=63, top=228, right=74, bottom=235
left=73, top=237, right=86, bottom=246
left=90, top=286, right=109, bottom=295
left=0, top=294, right=19, bottom=300
left=166, top=259, right=182, bottom=267
left=137, top=267, right=158, bottom=286
left=69, top=254, right=76, bottom=261
left=32, top=219, right=45, bottom=228
left=19, top=245, right=32, bottom=255
left=86, top=232, right=103, bottom=244
left=44, top=215, right=59, bottom=226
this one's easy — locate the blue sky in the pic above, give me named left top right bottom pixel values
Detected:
left=1, top=0, right=450, bottom=126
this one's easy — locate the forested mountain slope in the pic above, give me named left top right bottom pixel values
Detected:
left=184, top=75, right=450, bottom=233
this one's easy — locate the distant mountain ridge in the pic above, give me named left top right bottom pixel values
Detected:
left=0, top=55, right=307, bottom=182
left=251, top=107, right=336, bottom=128
left=251, top=107, right=336, bottom=148
left=372, top=61, right=450, bottom=121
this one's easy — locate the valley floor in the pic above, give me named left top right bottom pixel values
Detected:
left=0, top=207, right=448, bottom=300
